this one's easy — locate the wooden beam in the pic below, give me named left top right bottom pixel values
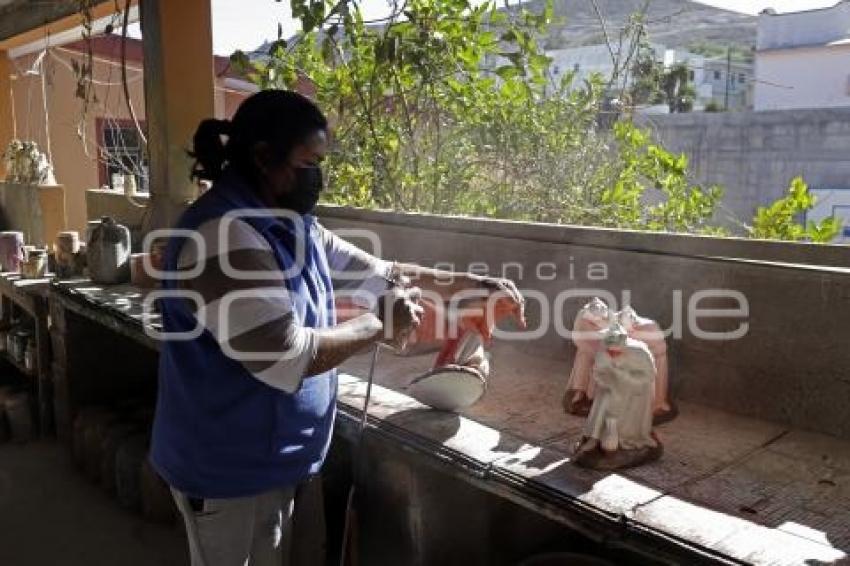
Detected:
left=0, top=1, right=123, bottom=49
left=141, top=0, right=215, bottom=230
left=0, top=51, right=13, bottom=179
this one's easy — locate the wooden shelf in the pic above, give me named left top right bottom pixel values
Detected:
left=0, top=272, right=51, bottom=318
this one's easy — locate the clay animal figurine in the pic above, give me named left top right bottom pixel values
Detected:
left=573, top=318, right=663, bottom=470
left=407, top=293, right=526, bottom=411
left=563, top=298, right=676, bottom=424
left=334, top=286, right=525, bottom=411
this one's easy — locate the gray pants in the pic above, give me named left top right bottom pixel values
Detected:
left=171, top=479, right=326, bottom=566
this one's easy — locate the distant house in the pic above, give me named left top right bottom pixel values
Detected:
left=536, top=43, right=753, bottom=112
left=755, top=1, right=850, bottom=110
left=544, top=43, right=656, bottom=88
left=8, top=33, right=255, bottom=233
left=662, top=49, right=753, bottom=111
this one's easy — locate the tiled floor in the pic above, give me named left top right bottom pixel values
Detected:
left=0, top=441, right=186, bottom=566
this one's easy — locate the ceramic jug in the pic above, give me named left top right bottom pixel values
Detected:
left=87, top=217, right=131, bottom=284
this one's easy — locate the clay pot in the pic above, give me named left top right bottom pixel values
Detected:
left=115, top=433, right=149, bottom=511
left=140, top=458, right=177, bottom=523
left=21, top=248, right=47, bottom=279
left=55, top=231, right=80, bottom=278
left=129, top=253, right=160, bottom=288
left=5, top=392, right=33, bottom=443
left=100, top=422, right=142, bottom=497
left=83, top=411, right=121, bottom=482
left=72, top=407, right=110, bottom=470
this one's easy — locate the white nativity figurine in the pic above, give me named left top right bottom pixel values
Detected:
left=573, top=318, right=662, bottom=469
left=564, top=298, right=676, bottom=424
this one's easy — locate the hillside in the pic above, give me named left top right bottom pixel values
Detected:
left=514, top=0, right=756, bottom=54
left=254, top=1, right=757, bottom=61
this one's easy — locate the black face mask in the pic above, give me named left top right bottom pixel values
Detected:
left=279, top=166, right=323, bottom=215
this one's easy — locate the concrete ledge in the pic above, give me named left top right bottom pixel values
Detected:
left=336, top=370, right=849, bottom=565
left=316, top=205, right=850, bottom=270
left=0, top=181, right=66, bottom=246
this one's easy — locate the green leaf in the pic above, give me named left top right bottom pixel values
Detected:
left=500, top=29, right=517, bottom=43
left=495, top=65, right=519, bottom=79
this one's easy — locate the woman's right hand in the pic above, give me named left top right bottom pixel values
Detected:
left=377, top=287, right=424, bottom=351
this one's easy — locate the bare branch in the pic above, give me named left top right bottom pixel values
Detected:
left=589, top=0, right=616, bottom=67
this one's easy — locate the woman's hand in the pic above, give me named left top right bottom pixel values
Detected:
left=467, top=275, right=526, bottom=333
left=377, top=286, right=424, bottom=351
left=472, top=275, right=524, bottom=306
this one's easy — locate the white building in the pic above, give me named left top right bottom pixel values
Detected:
left=541, top=44, right=753, bottom=112
left=663, top=50, right=753, bottom=111
left=755, top=1, right=850, bottom=110
left=545, top=44, right=662, bottom=87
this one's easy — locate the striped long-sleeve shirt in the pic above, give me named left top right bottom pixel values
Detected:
left=176, top=217, right=392, bottom=394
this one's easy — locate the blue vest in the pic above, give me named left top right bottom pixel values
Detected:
left=150, top=172, right=337, bottom=499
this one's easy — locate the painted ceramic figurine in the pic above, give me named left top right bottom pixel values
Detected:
left=573, top=318, right=663, bottom=470
left=335, top=291, right=526, bottom=411
left=2, top=139, right=55, bottom=185
left=564, top=298, right=676, bottom=423
left=406, top=293, right=526, bottom=411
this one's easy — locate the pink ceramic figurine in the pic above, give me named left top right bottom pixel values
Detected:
left=564, top=298, right=676, bottom=424
left=563, top=297, right=609, bottom=416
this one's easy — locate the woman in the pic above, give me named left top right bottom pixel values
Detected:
left=150, top=90, right=521, bottom=565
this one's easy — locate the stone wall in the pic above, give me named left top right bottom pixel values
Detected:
left=635, top=107, right=850, bottom=232
left=318, top=205, right=850, bottom=439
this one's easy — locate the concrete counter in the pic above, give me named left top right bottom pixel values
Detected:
left=336, top=344, right=850, bottom=565
left=45, top=213, right=850, bottom=564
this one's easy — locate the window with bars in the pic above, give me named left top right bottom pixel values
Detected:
left=98, top=120, right=148, bottom=193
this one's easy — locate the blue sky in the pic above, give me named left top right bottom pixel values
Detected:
left=209, top=0, right=841, bottom=55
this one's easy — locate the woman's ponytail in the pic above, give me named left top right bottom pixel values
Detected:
left=189, top=118, right=231, bottom=181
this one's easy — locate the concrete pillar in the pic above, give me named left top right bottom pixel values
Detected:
left=0, top=51, right=14, bottom=179
left=141, top=0, right=215, bottom=231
